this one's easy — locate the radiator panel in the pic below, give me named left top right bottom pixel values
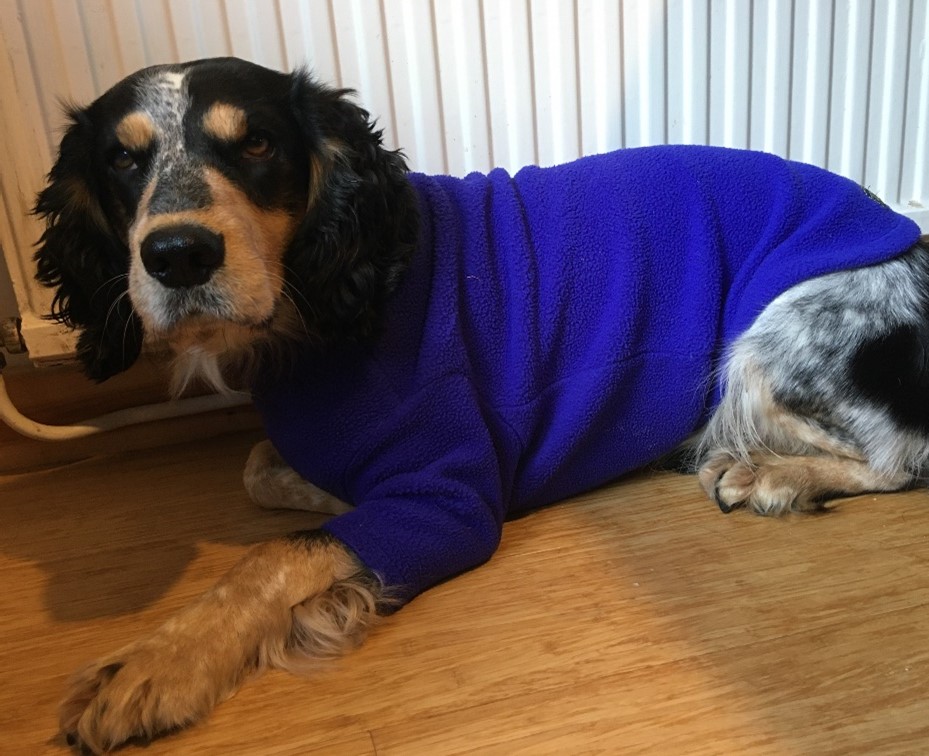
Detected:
left=1, top=0, right=926, bottom=361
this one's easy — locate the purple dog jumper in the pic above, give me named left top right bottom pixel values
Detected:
left=253, top=145, right=921, bottom=603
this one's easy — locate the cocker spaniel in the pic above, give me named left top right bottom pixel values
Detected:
left=34, top=57, right=928, bottom=752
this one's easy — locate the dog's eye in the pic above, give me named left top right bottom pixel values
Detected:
left=111, top=149, right=137, bottom=171
left=241, top=133, right=273, bottom=160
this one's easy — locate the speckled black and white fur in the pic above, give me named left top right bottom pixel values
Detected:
left=32, top=56, right=929, bottom=752
left=692, top=245, right=929, bottom=513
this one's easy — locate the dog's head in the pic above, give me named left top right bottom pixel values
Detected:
left=34, top=57, right=418, bottom=388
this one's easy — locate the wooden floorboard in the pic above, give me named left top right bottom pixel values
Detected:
left=1, top=430, right=928, bottom=754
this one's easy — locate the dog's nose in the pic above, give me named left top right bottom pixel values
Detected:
left=140, top=225, right=224, bottom=288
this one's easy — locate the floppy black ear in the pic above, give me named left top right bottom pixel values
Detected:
left=287, top=70, right=420, bottom=343
left=34, top=107, right=142, bottom=381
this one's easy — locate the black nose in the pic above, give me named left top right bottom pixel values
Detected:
left=140, top=225, right=224, bottom=288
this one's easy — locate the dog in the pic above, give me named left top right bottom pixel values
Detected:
left=34, top=57, right=929, bottom=752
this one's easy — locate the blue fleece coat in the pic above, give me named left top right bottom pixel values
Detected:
left=253, top=145, right=920, bottom=602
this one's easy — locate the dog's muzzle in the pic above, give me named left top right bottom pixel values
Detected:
left=141, top=224, right=224, bottom=288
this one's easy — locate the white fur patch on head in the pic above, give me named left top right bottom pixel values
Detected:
left=160, top=71, right=186, bottom=91
left=142, top=69, right=189, bottom=127
left=133, top=68, right=193, bottom=207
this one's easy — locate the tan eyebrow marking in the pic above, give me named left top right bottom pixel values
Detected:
left=202, top=103, right=248, bottom=142
left=115, top=111, right=156, bottom=152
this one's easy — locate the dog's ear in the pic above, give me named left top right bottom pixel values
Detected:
left=287, top=70, right=419, bottom=343
left=34, top=106, right=142, bottom=381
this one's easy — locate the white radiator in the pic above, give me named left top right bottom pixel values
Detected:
left=1, top=0, right=928, bottom=363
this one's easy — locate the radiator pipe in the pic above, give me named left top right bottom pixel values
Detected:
left=0, top=371, right=249, bottom=441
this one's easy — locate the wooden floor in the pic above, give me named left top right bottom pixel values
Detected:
left=2, top=429, right=929, bottom=755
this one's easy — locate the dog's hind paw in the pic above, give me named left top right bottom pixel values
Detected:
left=698, top=453, right=817, bottom=516
left=696, top=449, right=914, bottom=516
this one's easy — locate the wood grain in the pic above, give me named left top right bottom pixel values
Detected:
left=1, top=430, right=928, bottom=754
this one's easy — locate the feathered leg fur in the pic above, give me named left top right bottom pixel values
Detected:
left=59, top=532, right=382, bottom=753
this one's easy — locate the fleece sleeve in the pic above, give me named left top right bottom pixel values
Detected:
left=321, top=374, right=511, bottom=603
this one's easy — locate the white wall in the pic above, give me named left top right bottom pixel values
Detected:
left=2, top=0, right=928, bottom=362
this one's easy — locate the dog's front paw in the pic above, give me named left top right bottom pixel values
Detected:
left=244, top=440, right=352, bottom=514
left=60, top=616, right=250, bottom=753
left=59, top=537, right=370, bottom=753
